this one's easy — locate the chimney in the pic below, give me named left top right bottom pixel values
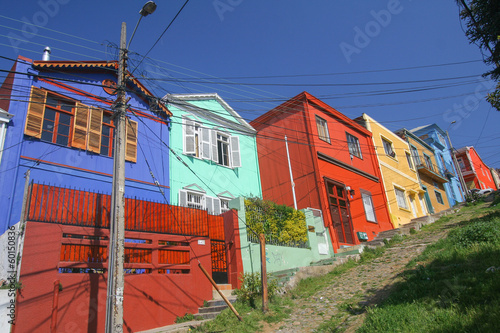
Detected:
left=42, top=46, right=51, bottom=61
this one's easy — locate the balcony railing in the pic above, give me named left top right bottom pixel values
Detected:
left=416, top=163, right=449, bottom=183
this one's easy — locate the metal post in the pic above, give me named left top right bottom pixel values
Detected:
left=285, top=135, right=297, bottom=209
left=105, top=21, right=127, bottom=333
left=259, top=233, right=268, bottom=313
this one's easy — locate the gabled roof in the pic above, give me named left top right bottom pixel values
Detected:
left=0, top=108, right=13, bottom=121
left=394, top=128, right=434, bottom=152
left=410, top=123, right=446, bottom=137
left=252, top=91, right=371, bottom=137
left=31, top=59, right=171, bottom=116
left=165, top=93, right=256, bottom=134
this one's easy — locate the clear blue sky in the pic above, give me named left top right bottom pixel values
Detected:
left=1, top=0, right=499, bottom=169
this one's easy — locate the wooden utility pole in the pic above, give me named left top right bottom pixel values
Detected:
left=105, top=21, right=127, bottom=333
left=259, top=233, right=268, bottom=312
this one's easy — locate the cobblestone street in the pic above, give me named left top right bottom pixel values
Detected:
left=265, top=217, right=460, bottom=332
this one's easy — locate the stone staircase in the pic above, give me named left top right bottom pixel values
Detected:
left=194, top=284, right=236, bottom=320
left=363, top=206, right=462, bottom=249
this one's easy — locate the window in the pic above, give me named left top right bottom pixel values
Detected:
left=100, top=113, right=114, bottom=157
left=346, top=133, right=362, bottom=159
left=315, top=115, right=330, bottom=143
left=361, top=190, right=377, bottom=223
left=40, top=94, right=74, bottom=146
left=410, top=145, right=420, bottom=167
left=24, top=86, right=137, bottom=162
left=435, top=191, right=444, bottom=205
left=395, top=187, right=408, bottom=209
left=187, top=192, right=204, bottom=210
left=457, top=157, right=466, bottom=171
left=183, top=116, right=241, bottom=168
left=220, top=199, right=230, bottom=213
left=382, top=138, right=395, bottom=158
left=406, top=152, right=414, bottom=170
left=179, top=186, right=225, bottom=215
left=424, top=154, right=433, bottom=171
left=216, top=133, right=230, bottom=166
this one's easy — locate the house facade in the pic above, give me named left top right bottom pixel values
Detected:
left=164, top=93, right=262, bottom=214
left=251, top=92, right=393, bottom=251
left=356, top=114, right=426, bottom=228
left=0, top=56, right=171, bottom=235
left=396, top=129, right=450, bottom=214
left=455, top=146, right=498, bottom=191
left=411, top=124, right=464, bottom=206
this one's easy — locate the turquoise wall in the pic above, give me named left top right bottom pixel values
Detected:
left=168, top=100, right=262, bottom=204
left=229, top=197, right=335, bottom=274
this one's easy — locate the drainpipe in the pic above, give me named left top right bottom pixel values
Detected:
left=285, top=135, right=297, bottom=210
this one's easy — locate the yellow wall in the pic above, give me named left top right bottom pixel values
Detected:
left=405, top=136, right=450, bottom=214
left=360, top=115, right=426, bottom=228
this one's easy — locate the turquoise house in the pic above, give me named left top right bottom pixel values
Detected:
left=164, top=93, right=262, bottom=213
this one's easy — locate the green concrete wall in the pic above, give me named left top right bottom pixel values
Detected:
left=229, top=197, right=335, bottom=274
left=168, top=101, right=262, bottom=204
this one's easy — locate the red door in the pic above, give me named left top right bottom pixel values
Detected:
left=326, top=181, right=354, bottom=244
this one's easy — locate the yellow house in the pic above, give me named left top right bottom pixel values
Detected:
left=357, top=114, right=427, bottom=228
left=395, top=129, right=450, bottom=215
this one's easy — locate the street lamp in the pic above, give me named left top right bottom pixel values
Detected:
left=128, top=1, right=157, bottom=49
left=105, top=3, right=156, bottom=332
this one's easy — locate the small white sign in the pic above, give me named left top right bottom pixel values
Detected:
left=198, top=240, right=205, bottom=245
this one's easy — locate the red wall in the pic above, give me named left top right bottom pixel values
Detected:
left=252, top=92, right=392, bottom=251
left=14, top=222, right=213, bottom=333
left=223, top=209, right=243, bottom=289
left=469, top=148, right=497, bottom=190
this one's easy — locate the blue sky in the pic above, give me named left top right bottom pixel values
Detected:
left=1, top=0, right=499, bottom=169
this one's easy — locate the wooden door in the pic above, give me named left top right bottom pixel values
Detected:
left=326, top=181, right=354, bottom=244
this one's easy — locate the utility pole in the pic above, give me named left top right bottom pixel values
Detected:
left=446, top=129, right=467, bottom=198
left=105, top=21, right=127, bottom=333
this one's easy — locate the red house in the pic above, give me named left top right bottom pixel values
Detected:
left=250, top=92, right=392, bottom=251
left=455, top=146, right=498, bottom=191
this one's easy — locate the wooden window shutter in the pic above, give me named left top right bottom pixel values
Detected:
left=125, top=119, right=138, bottom=163
left=87, top=107, right=103, bottom=153
left=25, top=86, right=47, bottom=138
left=72, top=103, right=89, bottom=149
left=230, top=136, right=241, bottom=168
left=200, top=127, right=211, bottom=160
left=183, top=117, right=196, bottom=154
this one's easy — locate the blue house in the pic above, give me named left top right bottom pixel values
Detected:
left=0, top=56, right=171, bottom=235
left=163, top=93, right=262, bottom=214
left=410, top=124, right=464, bottom=206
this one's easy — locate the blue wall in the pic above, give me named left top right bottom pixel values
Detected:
left=0, top=60, right=170, bottom=234
left=412, top=125, right=464, bottom=206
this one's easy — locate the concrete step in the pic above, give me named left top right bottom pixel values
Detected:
left=212, top=288, right=234, bottom=300
left=198, top=305, right=228, bottom=314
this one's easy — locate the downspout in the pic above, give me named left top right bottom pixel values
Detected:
left=302, top=96, right=339, bottom=251
left=284, top=135, right=297, bottom=209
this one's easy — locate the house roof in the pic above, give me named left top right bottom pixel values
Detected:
left=251, top=91, right=371, bottom=137
left=394, top=128, right=434, bottom=152
left=0, top=108, right=13, bottom=120
left=31, top=60, right=171, bottom=116
left=165, top=93, right=256, bottom=134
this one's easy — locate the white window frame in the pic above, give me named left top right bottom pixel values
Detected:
left=405, top=152, right=414, bottom=170
left=179, top=186, right=222, bottom=215
left=182, top=116, right=241, bottom=168
left=346, top=132, right=362, bottom=159
left=361, top=190, right=377, bottom=223
left=395, top=186, right=409, bottom=210
left=435, top=190, right=444, bottom=205
left=0, top=109, right=13, bottom=166
left=410, top=145, right=420, bottom=167
left=382, top=137, right=395, bottom=158
left=315, top=115, right=330, bottom=143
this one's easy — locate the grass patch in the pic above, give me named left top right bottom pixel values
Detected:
left=192, top=297, right=292, bottom=332
left=357, top=204, right=500, bottom=333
